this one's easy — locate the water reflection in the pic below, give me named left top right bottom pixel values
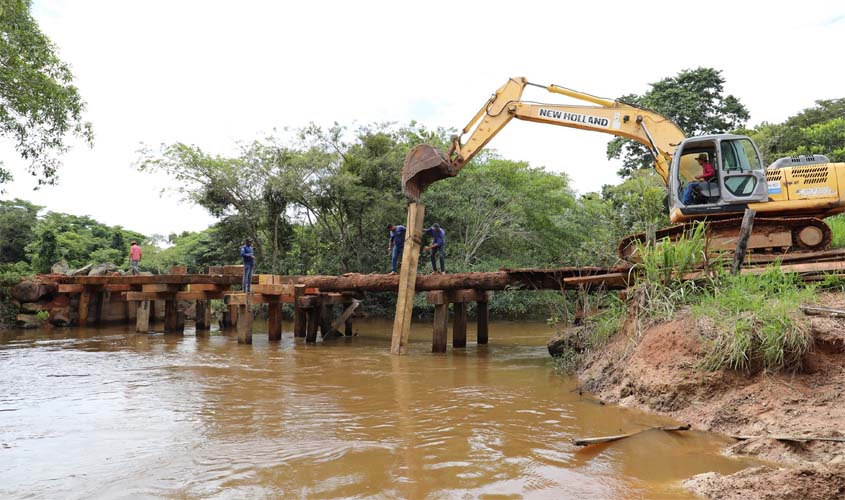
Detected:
left=0, top=319, right=756, bottom=499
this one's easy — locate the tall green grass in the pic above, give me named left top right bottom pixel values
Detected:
left=693, top=266, right=814, bottom=372
left=825, top=214, right=845, bottom=248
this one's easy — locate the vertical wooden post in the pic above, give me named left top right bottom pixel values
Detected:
left=452, top=302, right=467, bottom=348
left=236, top=303, right=253, bottom=344
left=78, top=288, right=91, bottom=326
left=164, top=300, right=178, bottom=333
left=175, top=308, right=185, bottom=334
left=477, top=299, right=489, bottom=345
left=305, top=307, right=319, bottom=343
left=293, top=284, right=306, bottom=338
left=135, top=300, right=150, bottom=333
left=391, top=202, right=426, bottom=355
left=345, top=314, right=353, bottom=337
left=732, top=208, right=756, bottom=275
left=95, top=291, right=106, bottom=324
left=227, top=304, right=239, bottom=329
left=150, top=300, right=158, bottom=323
left=195, top=300, right=210, bottom=331
left=320, top=302, right=334, bottom=340
left=268, top=299, right=282, bottom=342
left=432, top=303, right=448, bottom=353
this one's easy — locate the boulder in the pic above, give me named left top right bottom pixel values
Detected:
left=50, top=260, right=70, bottom=275
left=49, top=307, right=71, bottom=327
left=71, top=263, right=93, bottom=276
left=11, top=281, right=41, bottom=302
left=88, top=263, right=119, bottom=276
left=20, top=302, right=47, bottom=313
left=16, top=313, right=43, bottom=329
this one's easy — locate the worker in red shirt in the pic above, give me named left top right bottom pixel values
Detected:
left=129, top=240, right=142, bottom=275
left=682, top=153, right=716, bottom=205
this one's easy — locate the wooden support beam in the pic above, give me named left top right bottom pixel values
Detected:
left=268, top=299, right=282, bottom=342
left=251, top=283, right=294, bottom=295
left=732, top=208, right=756, bottom=275
left=94, top=291, right=106, bottom=324
left=103, top=284, right=133, bottom=292
left=391, top=202, right=425, bottom=355
left=164, top=300, right=179, bottom=333
left=195, top=300, right=210, bottom=331
left=305, top=306, right=319, bottom=343
left=331, top=299, right=360, bottom=334
left=228, top=304, right=239, bottom=329
left=58, top=284, right=85, bottom=293
left=187, top=283, right=224, bottom=292
left=426, top=289, right=493, bottom=304
left=320, top=303, right=334, bottom=340
left=452, top=302, right=467, bottom=348
left=142, top=284, right=179, bottom=293
left=432, top=303, right=448, bottom=353
left=135, top=300, right=150, bottom=333
left=78, top=288, right=91, bottom=325
left=293, top=284, right=306, bottom=338
left=236, top=303, right=253, bottom=344
left=477, top=299, right=489, bottom=345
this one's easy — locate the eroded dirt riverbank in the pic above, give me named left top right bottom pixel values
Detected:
left=573, top=293, right=845, bottom=499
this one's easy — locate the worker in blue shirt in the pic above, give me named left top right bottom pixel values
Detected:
left=423, top=223, right=446, bottom=274
left=240, top=238, right=255, bottom=292
left=386, top=224, right=406, bottom=274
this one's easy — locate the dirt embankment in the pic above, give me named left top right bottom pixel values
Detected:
left=574, top=293, right=845, bottom=500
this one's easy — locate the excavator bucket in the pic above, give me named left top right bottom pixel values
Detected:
left=402, top=144, right=455, bottom=201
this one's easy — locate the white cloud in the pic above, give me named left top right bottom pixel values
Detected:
left=3, top=0, right=843, bottom=234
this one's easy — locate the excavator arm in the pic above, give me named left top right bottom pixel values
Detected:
left=402, top=77, right=686, bottom=200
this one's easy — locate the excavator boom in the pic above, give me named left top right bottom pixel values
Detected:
left=402, top=77, right=685, bottom=200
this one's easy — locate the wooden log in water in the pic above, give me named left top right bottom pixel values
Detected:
left=294, top=285, right=306, bottom=338
left=432, top=303, right=448, bottom=353
left=477, top=299, right=489, bottom=345
left=572, top=424, right=691, bottom=446
left=452, top=302, right=467, bottom=349
left=195, top=300, right=210, bottom=330
left=136, top=300, right=150, bottom=333
left=268, top=299, right=282, bottom=342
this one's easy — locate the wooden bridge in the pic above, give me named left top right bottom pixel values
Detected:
left=48, top=264, right=629, bottom=352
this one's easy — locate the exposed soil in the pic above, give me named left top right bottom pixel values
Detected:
left=573, top=292, right=845, bottom=500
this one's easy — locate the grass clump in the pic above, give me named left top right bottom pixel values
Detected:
left=825, top=214, right=845, bottom=248
left=693, top=266, right=814, bottom=372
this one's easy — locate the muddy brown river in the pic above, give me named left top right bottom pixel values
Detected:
left=1, top=319, right=757, bottom=499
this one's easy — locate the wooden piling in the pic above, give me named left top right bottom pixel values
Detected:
left=78, top=288, right=91, bottom=326
left=195, top=300, right=210, bottom=331
left=477, top=299, right=489, bottom=345
left=390, top=202, right=426, bottom=355
left=135, top=300, right=150, bottom=333
left=268, top=299, right=282, bottom=342
left=452, top=302, right=467, bottom=348
left=227, top=304, right=239, bottom=329
left=293, top=284, right=306, bottom=338
left=432, top=303, right=448, bottom=353
left=305, top=306, right=319, bottom=343
left=164, top=300, right=178, bottom=333
left=320, top=302, right=334, bottom=340
left=333, top=300, right=360, bottom=337
left=236, top=303, right=253, bottom=344
left=94, top=291, right=105, bottom=324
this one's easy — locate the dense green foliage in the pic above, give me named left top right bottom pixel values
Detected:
left=607, top=67, right=750, bottom=177
left=0, top=0, right=92, bottom=187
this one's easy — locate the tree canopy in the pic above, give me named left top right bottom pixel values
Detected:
left=0, top=0, right=92, bottom=187
left=607, top=67, right=750, bottom=177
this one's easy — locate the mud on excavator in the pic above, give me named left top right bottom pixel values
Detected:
left=402, top=77, right=845, bottom=260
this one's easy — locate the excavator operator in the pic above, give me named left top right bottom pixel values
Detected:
left=682, top=154, right=716, bottom=205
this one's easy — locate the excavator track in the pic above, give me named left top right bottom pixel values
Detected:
left=617, top=217, right=832, bottom=261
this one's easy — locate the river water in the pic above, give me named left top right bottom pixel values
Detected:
left=0, top=319, right=757, bottom=499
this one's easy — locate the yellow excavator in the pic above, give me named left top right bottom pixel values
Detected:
left=402, top=77, right=845, bottom=259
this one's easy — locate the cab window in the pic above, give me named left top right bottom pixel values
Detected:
left=720, top=139, right=762, bottom=171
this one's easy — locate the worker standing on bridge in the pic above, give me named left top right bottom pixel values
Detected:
left=386, top=223, right=406, bottom=275
left=240, top=238, right=255, bottom=293
left=128, top=240, right=142, bottom=275
left=423, top=223, right=446, bottom=274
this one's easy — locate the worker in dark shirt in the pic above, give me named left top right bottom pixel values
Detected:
left=423, top=223, right=446, bottom=274
left=240, top=238, right=255, bottom=292
left=386, top=224, right=406, bottom=274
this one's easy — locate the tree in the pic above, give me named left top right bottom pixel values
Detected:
left=0, top=0, right=92, bottom=187
left=0, top=198, right=41, bottom=263
left=608, top=67, right=749, bottom=177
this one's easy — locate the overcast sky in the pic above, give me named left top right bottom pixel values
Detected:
left=2, top=0, right=844, bottom=237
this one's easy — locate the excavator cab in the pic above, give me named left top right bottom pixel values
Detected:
left=671, top=134, right=768, bottom=214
